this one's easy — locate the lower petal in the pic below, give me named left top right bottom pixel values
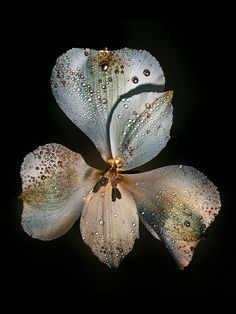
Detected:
left=20, top=143, right=99, bottom=240
left=124, top=165, right=221, bottom=269
left=80, top=184, right=139, bottom=268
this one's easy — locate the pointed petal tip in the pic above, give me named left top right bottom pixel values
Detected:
left=80, top=185, right=138, bottom=268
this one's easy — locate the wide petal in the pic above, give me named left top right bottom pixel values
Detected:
left=124, top=166, right=221, bottom=268
left=80, top=183, right=139, bottom=268
left=110, top=91, right=173, bottom=170
left=51, top=48, right=165, bottom=161
left=20, top=144, right=99, bottom=240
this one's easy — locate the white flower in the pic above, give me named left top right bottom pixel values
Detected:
left=20, top=48, right=220, bottom=269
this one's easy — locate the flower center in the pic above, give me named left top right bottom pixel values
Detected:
left=92, top=157, right=124, bottom=202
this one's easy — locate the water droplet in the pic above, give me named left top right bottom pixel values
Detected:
left=135, top=182, right=139, bottom=186
left=102, top=98, right=107, bottom=104
left=101, top=85, right=106, bottom=89
left=159, top=190, right=162, bottom=194
left=41, top=175, right=46, bottom=180
left=179, top=165, right=183, bottom=169
left=143, top=69, right=150, bottom=76
left=145, top=103, right=151, bottom=109
left=156, top=195, right=159, bottom=199
left=101, top=63, right=109, bottom=71
left=84, top=48, right=90, bottom=56
left=132, top=76, right=139, bottom=84
left=95, top=231, right=99, bottom=235
left=118, top=115, right=122, bottom=119
left=141, top=211, right=145, bottom=215
left=99, top=219, right=104, bottom=226
left=124, top=104, right=129, bottom=109
left=114, top=213, right=117, bottom=218
left=132, top=222, right=136, bottom=227
left=184, top=220, right=190, bottom=227
left=115, top=69, right=119, bottom=74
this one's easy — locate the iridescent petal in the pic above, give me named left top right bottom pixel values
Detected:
left=80, top=183, right=139, bottom=268
left=124, top=166, right=221, bottom=268
left=51, top=48, right=164, bottom=161
left=110, top=91, right=173, bottom=170
left=20, top=144, right=99, bottom=240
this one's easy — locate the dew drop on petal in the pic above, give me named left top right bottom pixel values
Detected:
left=143, top=69, right=150, bottom=76
left=132, top=76, right=139, bottom=84
left=184, top=220, right=191, bottom=227
left=124, top=104, right=129, bottom=109
left=84, top=48, right=90, bottom=56
left=99, top=219, right=104, bottom=226
left=101, top=64, right=109, bottom=71
left=118, top=115, right=122, bottom=119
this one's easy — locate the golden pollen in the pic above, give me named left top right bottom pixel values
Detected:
left=99, top=48, right=111, bottom=71
left=107, top=157, right=124, bottom=168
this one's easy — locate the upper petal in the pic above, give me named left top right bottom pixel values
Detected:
left=80, top=183, right=139, bottom=268
left=51, top=48, right=165, bottom=161
left=110, top=91, right=173, bottom=170
left=124, top=165, right=221, bottom=268
left=20, top=144, right=99, bottom=240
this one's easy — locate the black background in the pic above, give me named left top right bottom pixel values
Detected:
left=2, top=20, right=234, bottom=296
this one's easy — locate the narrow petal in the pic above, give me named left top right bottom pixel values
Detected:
left=80, top=184, right=139, bottom=268
left=20, top=144, right=99, bottom=240
left=110, top=91, right=173, bottom=170
left=124, top=166, right=221, bottom=268
left=51, top=48, right=164, bottom=161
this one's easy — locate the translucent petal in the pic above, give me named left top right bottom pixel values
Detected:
left=80, top=183, right=139, bottom=268
left=20, top=144, right=99, bottom=240
left=110, top=91, right=173, bottom=170
left=124, top=166, right=221, bottom=268
left=51, top=48, right=165, bottom=161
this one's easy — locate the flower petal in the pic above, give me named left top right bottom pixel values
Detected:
left=51, top=48, right=164, bottom=161
left=124, top=166, right=221, bottom=268
left=20, top=144, right=99, bottom=240
left=80, top=183, right=139, bottom=268
left=110, top=91, right=173, bottom=170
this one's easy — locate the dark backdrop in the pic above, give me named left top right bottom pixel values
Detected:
left=2, top=20, right=234, bottom=296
